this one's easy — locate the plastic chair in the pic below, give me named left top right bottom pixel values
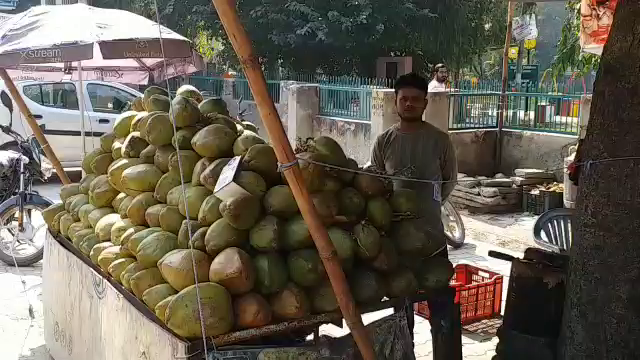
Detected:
left=533, top=208, right=574, bottom=253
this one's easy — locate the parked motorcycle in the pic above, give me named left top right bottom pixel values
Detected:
left=442, top=199, right=466, bottom=248
left=0, top=90, right=54, bottom=266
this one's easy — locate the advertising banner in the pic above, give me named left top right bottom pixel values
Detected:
left=580, top=0, right=618, bottom=55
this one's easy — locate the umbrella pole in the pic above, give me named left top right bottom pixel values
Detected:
left=77, top=61, right=87, bottom=158
left=211, top=1, right=376, bottom=359
left=0, top=68, right=71, bottom=185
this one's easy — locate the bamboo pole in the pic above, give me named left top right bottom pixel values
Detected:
left=497, top=1, right=515, bottom=173
left=211, top=1, right=376, bottom=359
left=0, top=68, right=71, bottom=184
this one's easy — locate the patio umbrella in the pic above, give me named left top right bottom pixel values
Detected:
left=0, top=4, right=205, bottom=183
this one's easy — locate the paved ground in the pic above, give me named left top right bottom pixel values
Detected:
left=0, top=182, right=534, bottom=360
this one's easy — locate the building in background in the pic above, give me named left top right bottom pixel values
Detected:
left=41, top=0, right=87, bottom=5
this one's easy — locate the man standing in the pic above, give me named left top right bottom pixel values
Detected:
left=428, top=63, right=450, bottom=92
left=370, top=73, right=462, bottom=360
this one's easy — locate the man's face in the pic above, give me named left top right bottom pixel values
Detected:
left=396, top=87, right=427, bottom=122
left=436, top=67, right=448, bottom=83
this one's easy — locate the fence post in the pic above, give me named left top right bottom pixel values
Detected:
left=579, top=94, right=592, bottom=139
left=370, top=89, right=399, bottom=139
left=287, top=84, right=319, bottom=146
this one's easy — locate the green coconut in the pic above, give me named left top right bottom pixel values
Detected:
left=233, top=292, right=272, bottom=329
left=130, top=111, right=149, bottom=133
left=233, top=131, right=266, bottom=156
left=79, top=174, right=98, bottom=194
left=146, top=94, right=170, bottom=113
left=170, top=95, right=201, bottom=128
left=68, top=194, right=89, bottom=220
left=130, top=267, right=166, bottom=299
left=249, top=215, right=281, bottom=252
left=89, top=175, right=119, bottom=209
left=138, top=112, right=162, bottom=141
left=108, top=257, right=137, bottom=284
left=178, top=186, right=212, bottom=219
left=353, top=222, right=381, bottom=260
left=270, top=283, right=311, bottom=320
left=67, top=222, right=89, bottom=242
left=295, top=152, right=327, bottom=193
left=117, top=196, right=134, bottom=217
left=121, top=164, right=164, bottom=194
left=338, top=187, right=366, bottom=217
left=199, top=97, right=229, bottom=116
left=176, top=84, right=203, bottom=103
left=159, top=206, right=186, bottom=235
left=191, top=124, right=237, bottom=159
left=154, top=295, right=176, bottom=322
left=197, top=194, right=223, bottom=226
left=94, top=213, right=122, bottom=241
left=60, top=183, right=81, bottom=202
left=144, top=112, right=173, bottom=146
left=50, top=211, right=67, bottom=235
left=43, top=203, right=65, bottom=229
left=235, top=171, right=268, bottom=198
left=241, top=144, right=278, bottom=183
left=79, top=234, right=101, bottom=256
left=120, top=262, right=147, bottom=290
left=100, top=132, right=116, bottom=153
left=386, top=268, right=419, bottom=298
left=142, top=283, right=177, bottom=309
left=191, top=158, right=213, bottom=186
left=91, top=153, right=113, bottom=175
left=392, top=219, right=446, bottom=257
left=202, top=113, right=238, bottom=132
left=416, top=257, right=455, bottom=291
left=166, top=184, right=188, bottom=207
left=111, top=193, right=128, bottom=212
left=253, top=253, right=288, bottom=295
left=282, top=215, right=312, bottom=251
left=367, top=197, right=393, bottom=231
left=165, top=283, right=234, bottom=337
left=168, top=150, right=201, bottom=180
left=287, top=249, right=326, bottom=287
left=81, top=148, right=104, bottom=175
left=310, top=136, right=348, bottom=167
left=127, top=227, right=163, bottom=255
left=121, top=131, right=149, bottom=158
left=158, top=248, right=211, bottom=291
left=204, top=218, right=248, bottom=257
left=209, top=247, right=255, bottom=295
left=107, top=158, right=146, bottom=193
left=154, top=145, right=175, bottom=172
left=145, top=204, right=167, bottom=228
left=311, top=280, right=339, bottom=313
left=263, top=185, right=298, bottom=218
left=390, top=188, right=419, bottom=215
left=97, top=245, right=131, bottom=271
left=354, top=173, right=387, bottom=198
left=338, top=158, right=359, bottom=184
left=176, top=220, right=203, bottom=249
left=154, top=172, right=182, bottom=203
left=327, top=227, right=355, bottom=268
left=111, top=138, right=124, bottom=160
left=113, top=111, right=138, bottom=138
left=370, top=237, right=399, bottom=273
left=119, top=226, right=147, bottom=249
left=349, top=267, right=385, bottom=304
left=132, top=97, right=145, bottom=112
left=89, top=242, right=114, bottom=264
left=241, top=122, right=258, bottom=133
left=139, top=145, right=157, bottom=164
left=71, top=229, right=94, bottom=247
left=199, top=157, right=231, bottom=191
left=143, top=86, right=169, bottom=111
left=110, top=218, right=135, bottom=245
left=322, top=176, right=343, bottom=193
left=311, top=192, right=339, bottom=225
left=136, top=231, right=179, bottom=268
left=88, top=207, right=115, bottom=228
left=172, top=127, right=198, bottom=150
left=127, top=192, right=159, bottom=226
left=219, top=194, right=261, bottom=230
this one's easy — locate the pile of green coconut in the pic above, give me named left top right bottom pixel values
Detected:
left=41, top=84, right=454, bottom=340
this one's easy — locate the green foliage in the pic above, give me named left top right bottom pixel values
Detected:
left=551, top=0, right=600, bottom=79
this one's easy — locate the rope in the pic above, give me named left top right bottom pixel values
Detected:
left=151, top=2, right=212, bottom=356
left=297, top=155, right=640, bottom=185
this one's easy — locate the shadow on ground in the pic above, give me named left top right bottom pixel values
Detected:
left=18, top=344, right=51, bottom=360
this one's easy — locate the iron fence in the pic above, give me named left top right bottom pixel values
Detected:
left=318, top=85, right=372, bottom=121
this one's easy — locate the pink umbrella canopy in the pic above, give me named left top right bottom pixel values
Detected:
left=0, top=3, right=205, bottom=84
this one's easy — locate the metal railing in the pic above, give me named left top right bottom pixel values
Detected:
left=448, top=91, right=582, bottom=135
left=318, top=85, right=372, bottom=121
left=232, top=78, right=281, bottom=103
left=187, top=76, right=225, bottom=97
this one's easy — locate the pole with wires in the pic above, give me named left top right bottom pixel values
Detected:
left=211, top=1, right=377, bottom=359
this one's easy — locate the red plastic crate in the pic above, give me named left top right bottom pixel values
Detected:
left=414, top=264, right=504, bottom=325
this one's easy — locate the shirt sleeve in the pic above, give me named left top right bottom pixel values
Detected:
left=370, top=136, right=385, bottom=172
left=441, top=137, right=458, bottom=201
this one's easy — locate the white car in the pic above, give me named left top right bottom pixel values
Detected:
left=0, top=80, right=143, bottom=168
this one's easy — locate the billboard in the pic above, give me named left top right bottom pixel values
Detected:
left=580, top=0, right=618, bottom=55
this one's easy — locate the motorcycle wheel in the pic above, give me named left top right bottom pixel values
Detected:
left=442, top=201, right=466, bottom=249
left=0, top=202, right=48, bottom=266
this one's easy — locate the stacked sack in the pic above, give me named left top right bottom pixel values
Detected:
left=42, top=84, right=454, bottom=340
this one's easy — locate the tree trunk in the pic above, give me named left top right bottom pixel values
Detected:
left=559, top=1, right=640, bottom=359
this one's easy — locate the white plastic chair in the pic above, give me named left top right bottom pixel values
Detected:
left=533, top=208, right=574, bottom=254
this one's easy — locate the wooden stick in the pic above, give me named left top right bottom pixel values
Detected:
left=0, top=68, right=71, bottom=185
left=210, top=1, right=376, bottom=359
left=497, top=1, right=515, bottom=173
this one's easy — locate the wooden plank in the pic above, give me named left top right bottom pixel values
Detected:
left=43, top=233, right=190, bottom=360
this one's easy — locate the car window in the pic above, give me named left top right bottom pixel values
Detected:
left=23, top=83, right=79, bottom=110
left=87, top=84, right=137, bottom=114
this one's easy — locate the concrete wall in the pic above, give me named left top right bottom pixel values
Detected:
left=450, top=130, right=498, bottom=177
left=312, top=117, right=373, bottom=165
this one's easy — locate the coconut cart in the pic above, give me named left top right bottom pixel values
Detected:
left=7, top=3, right=453, bottom=360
